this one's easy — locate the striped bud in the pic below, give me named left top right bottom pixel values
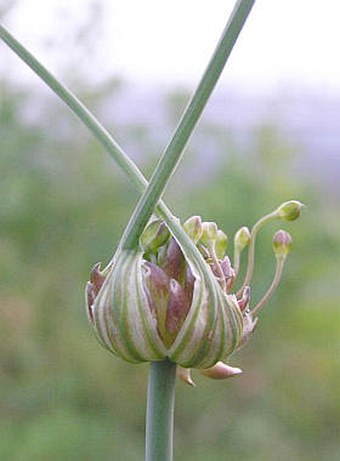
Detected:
left=86, top=202, right=302, bottom=383
left=86, top=240, right=244, bottom=368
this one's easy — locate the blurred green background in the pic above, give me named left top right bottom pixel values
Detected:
left=1, top=3, right=340, bottom=458
left=1, top=78, right=339, bottom=461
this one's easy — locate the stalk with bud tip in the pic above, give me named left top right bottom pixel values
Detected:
left=0, top=1, right=304, bottom=459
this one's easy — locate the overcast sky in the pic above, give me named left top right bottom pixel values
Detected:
left=2, top=0, right=340, bottom=93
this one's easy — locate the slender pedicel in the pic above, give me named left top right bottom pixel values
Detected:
left=251, top=229, right=292, bottom=316
left=237, top=200, right=304, bottom=296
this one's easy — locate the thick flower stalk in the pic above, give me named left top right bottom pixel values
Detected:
left=86, top=200, right=303, bottom=385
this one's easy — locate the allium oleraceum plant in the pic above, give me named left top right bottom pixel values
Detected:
left=86, top=201, right=303, bottom=386
left=0, top=1, right=304, bottom=460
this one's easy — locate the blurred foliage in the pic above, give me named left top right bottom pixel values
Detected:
left=0, top=78, right=339, bottom=461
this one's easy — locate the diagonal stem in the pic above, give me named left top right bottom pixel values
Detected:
left=0, top=0, right=257, bottom=277
left=0, top=0, right=256, bottom=262
left=0, top=21, right=180, bottom=253
left=0, top=21, right=192, bottom=258
left=121, top=0, right=257, bottom=249
left=0, top=20, right=216, bottom=295
left=0, top=22, right=148, bottom=196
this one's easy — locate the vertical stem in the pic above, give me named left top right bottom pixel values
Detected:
left=145, top=360, right=177, bottom=461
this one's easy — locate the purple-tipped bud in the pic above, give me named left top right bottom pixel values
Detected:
left=234, top=226, right=251, bottom=252
left=143, top=262, right=170, bottom=317
left=220, top=256, right=234, bottom=280
left=86, top=263, right=106, bottom=323
left=90, top=263, right=106, bottom=292
left=183, top=215, right=203, bottom=244
left=165, top=279, right=191, bottom=343
left=161, top=238, right=186, bottom=284
left=276, top=200, right=304, bottom=221
left=272, top=229, right=292, bottom=258
left=237, top=312, right=258, bottom=349
left=237, top=286, right=250, bottom=312
left=183, top=265, right=195, bottom=306
left=143, top=261, right=192, bottom=348
left=220, top=256, right=236, bottom=290
left=140, top=219, right=170, bottom=253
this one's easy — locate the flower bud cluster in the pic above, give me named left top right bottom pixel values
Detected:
left=86, top=200, right=303, bottom=384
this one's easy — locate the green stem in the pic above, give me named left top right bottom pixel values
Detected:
left=0, top=21, right=217, bottom=309
left=145, top=360, right=177, bottom=461
left=0, top=23, right=147, bottom=196
left=0, top=0, right=256, bottom=262
left=1, top=4, right=257, bottom=460
left=0, top=22, right=178, bottom=252
left=251, top=257, right=285, bottom=316
left=0, top=22, right=202, bottom=265
left=237, top=211, right=277, bottom=297
left=121, top=0, right=257, bottom=250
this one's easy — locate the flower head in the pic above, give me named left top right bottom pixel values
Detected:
left=86, top=201, right=302, bottom=385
